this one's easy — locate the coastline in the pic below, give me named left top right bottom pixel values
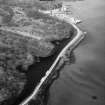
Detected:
left=20, top=3, right=85, bottom=105
left=47, top=0, right=105, bottom=105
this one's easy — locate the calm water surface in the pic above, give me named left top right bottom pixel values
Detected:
left=48, top=0, right=105, bottom=105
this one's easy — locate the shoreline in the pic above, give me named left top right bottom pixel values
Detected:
left=20, top=3, right=86, bottom=105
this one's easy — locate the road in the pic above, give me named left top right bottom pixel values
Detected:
left=20, top=5, right=85, bottom=105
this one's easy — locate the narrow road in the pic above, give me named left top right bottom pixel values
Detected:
left=0, top=26, right=42, bottom=40
left=20, top=6, right=85, bottom=105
